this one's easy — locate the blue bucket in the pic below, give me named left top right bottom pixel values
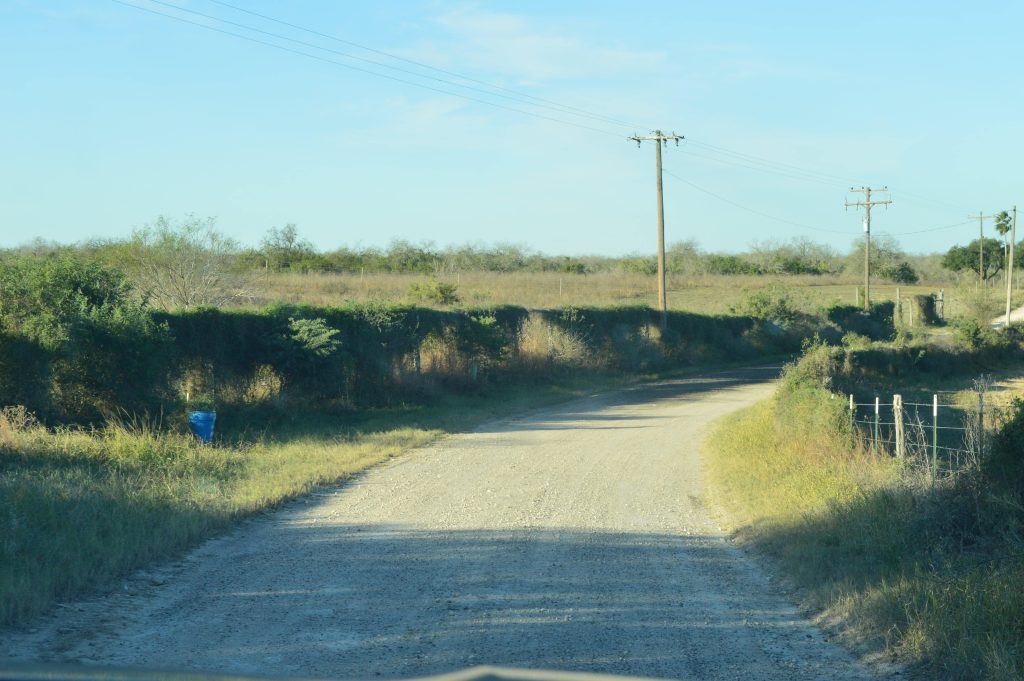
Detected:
left=188, top=410, right=216, bottom=443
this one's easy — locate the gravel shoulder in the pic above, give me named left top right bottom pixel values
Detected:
left=3, top=367, right=886, bottom=681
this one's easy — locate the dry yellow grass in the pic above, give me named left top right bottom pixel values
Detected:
left=705, top=378, right=1024, bottom=681
left=250, top=270, right=963, bottom=317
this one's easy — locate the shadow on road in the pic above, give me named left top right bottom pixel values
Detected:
left=173, top=523, right=836, bottom=680
left=472, top=366, right=782, bottom=434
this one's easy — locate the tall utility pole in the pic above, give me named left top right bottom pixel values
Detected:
left=845, top=187, right=892, bottom=310
left=970, top=211, right=998, bottom=285
left=631, top=130, right=683, bottom=329
left=1007, top=206, right=1018, bottom=326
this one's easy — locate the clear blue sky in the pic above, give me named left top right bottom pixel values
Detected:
left=2, top=0, right=1021, bottom=255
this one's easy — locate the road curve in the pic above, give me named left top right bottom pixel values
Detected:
left=4, top=367, right=883, bottom=681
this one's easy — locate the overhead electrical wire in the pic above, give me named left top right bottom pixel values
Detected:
left=684, top=139, right=866, bottom=187
left=661, top=168, right=856, bottom=235
left=884, top=191, right=974, bottom=213
left=187, top=1, right=1010, bottom=214
left=107, top=0, right=627, bottom=138
left=139, top=0, right=640, bottom=131
left=679, top=149, right=853, bottom=189
left=109, top=0, right=986, bottom=229
left=681, top=141, right=975, bottom=213
left=664, top=169, right=976, bottom=240
left=205, top=0, right=648, bottom=131
left=875, top=220, right=973, bottom=236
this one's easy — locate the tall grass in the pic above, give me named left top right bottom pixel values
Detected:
left=0, top=404, right=442, bottom=625
left=705, top=361, right=1024, bottom=680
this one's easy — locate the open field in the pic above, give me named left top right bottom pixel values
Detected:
left=250, top=271, right=1018, bottom=321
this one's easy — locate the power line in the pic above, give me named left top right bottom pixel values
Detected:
left=662, top=168, right=855, bottom=235
left=107, top=0, right=626, bottom=138
left=108, top=0, right=1000, bottom=222
left=680, top=147, right=853, bottom=189
left=205, top=0, right=649, bottom=131
left=686, top=139, right=976, bottom=211
left=685, top=138, right=866, bottom=186
left=875, top=220, right=972, bottom=236
left=886, top=191, right=973, bottom=213
left=138, top=0, right=640, bottom=131
left=667, top=170, right=972, bottom=238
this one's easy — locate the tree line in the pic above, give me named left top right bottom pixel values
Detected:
left=5, top=215, right=1021, bottom=313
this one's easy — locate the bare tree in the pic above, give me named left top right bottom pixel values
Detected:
left=127, top=215, right=252, bottom=310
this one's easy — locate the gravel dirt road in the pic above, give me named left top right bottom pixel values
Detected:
left=4, top=367, right=886, bottom=681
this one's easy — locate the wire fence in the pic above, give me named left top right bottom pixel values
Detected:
left=847, top=391, right=985, bottom=479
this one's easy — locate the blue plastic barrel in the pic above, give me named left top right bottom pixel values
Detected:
left=188, top=410, right=216, bottom=443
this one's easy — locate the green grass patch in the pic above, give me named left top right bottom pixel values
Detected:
left=705, top=365, right=1024, bottom=681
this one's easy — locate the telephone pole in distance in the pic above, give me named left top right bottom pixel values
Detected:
left=1007, top=206, right=1017, bottom=325
left=845, top=186, right=892, bottom=310
left=631, top=129, right=683, bottom=329
left=970, top=211, right=998, bottom=285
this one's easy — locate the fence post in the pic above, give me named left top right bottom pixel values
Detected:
left=849, top=394, right=855, bottom=437
left=932, top=394, right=939, bottom=480
left=978, top=390, right=985, bottom=457
left=896, top=287, right=901, bottom=326
left=893, top=394, right=905, bottom=459
left=874, top=396, right=881, bottom=453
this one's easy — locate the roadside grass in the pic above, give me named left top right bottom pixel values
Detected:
left=705, top=376, right=1024, bottom=681
left=2, top=364, right=687, bottom=628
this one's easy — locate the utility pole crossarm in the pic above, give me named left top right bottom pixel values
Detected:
left=630, top=131, right=684, bottom=144
left=630, top=129, right=685, bottom=329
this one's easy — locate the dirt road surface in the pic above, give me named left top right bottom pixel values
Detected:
left=993, top=303, right=1024, bottom=327
left=4, top=367, right=886, bottom=681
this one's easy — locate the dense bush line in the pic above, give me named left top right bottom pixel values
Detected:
left=0, top=255, right=825, bottom=425
left=3, top=250, right=935, bottom=426
left=9, top=216, right=950, bottom=282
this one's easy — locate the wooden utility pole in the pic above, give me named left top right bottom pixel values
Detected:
left=631, top=130, right=683, bottom=329
left=845, top=187, right=892, bottom=310
left=1007, top=206, right=1018, bottom=326
left=971, top=211, right=998, bottom=285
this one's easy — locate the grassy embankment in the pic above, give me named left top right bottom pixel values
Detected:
left=705, top=339, right=1024, bottom=681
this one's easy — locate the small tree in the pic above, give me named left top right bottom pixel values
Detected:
left=275, top=317, right=346, bottom=399
left=126, top=216, right=250, bottom=310
left=942, top=238, right=1005, bottom=282
left=879, top=261, right=919, bottom=284
left=995, top=211, right=1013, bottom=275
left=843, top=234, right=907, bottom=279
left=260, top=224, right=328, bottom=272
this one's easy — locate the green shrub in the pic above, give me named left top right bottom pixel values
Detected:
left=407, top=279, right=460, bottom=306
left=730, top=284, right=798, bottom=326
left=880, top=261, right=920, bottom=284
left=0, top=254, right=174, bottom=420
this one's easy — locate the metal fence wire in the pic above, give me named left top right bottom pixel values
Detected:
left=847, top=392, right=983, bottom=478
